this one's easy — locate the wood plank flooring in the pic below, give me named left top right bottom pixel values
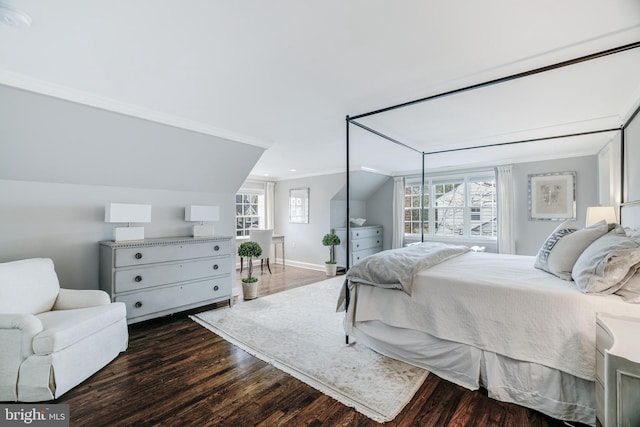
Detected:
left=55, top=264, right=580, bottom=426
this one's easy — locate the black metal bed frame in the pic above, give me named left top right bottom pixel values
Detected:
left=342, top=41, right=640, bottom=343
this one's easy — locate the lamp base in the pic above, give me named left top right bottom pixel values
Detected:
left=193, top=224, right=214, bottom=237
left=113, top=226, right=145, bottom=242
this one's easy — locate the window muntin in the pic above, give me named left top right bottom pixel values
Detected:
left=405, top=173, right=496, bottom=240
left=235, top=192, right=265, bottom=237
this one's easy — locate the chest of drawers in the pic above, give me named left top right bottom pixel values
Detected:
left=595, top=313, right=640, bottom=427
left=99, top=236, right=233, bottom=324
left=334, top=225, right=383, bottom=268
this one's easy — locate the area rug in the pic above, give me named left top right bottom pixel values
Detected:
left=191, top=276, right=429, bottom=423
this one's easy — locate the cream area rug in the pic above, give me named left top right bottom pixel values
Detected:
left=191, top=276, right=429, bottom=423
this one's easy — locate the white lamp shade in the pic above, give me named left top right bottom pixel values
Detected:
left=185, top=205, right=220, bottom=222
left=585, top=206, right=617, bottom=227
left=105, top=203, right=152, bottom=224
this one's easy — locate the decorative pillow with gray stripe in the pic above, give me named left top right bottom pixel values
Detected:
left=534, top=219, right=609, bottom=280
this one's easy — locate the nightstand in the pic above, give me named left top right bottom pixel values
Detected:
left=595, top=313, right=640, bottom=427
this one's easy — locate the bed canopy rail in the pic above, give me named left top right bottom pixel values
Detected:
left=344, top=40, right=640, bottom=269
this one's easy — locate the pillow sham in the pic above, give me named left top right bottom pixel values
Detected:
left=534, top=219, right=609, bottom=280
left=615, top=271, right=640, bottom=303
left=572, top=231, right=640, bottom=294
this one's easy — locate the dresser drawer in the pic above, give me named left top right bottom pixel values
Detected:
left=351, top=227, right=382, bottom=239
left=352, top=247, right=381, bottom=265
left=115, top=240, right=231, bottom=267
left=116, top=277, right=232, bottom=320
left=351, top=235, right=382, bottom=251
left=115, top=257, right=231, bottom=293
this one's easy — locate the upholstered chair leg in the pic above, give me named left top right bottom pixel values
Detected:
left=266, top=258, right=271, bottom=274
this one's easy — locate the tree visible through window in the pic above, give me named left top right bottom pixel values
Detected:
left=404, top=173, right=496, bottom=239
left=235, top=192, right=264, bottom=237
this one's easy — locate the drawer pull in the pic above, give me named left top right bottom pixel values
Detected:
left=134, top=275, right=142, bottom=282
left=213, top=264, right=219, bottom=270
left=134, top=301, right=143, bottom=308
left=356, top=244, right=360, bottom=248
left=135, top=252, right=143, bottom=260
left=213, top=285, right=219, bottom=291
left=356, top=233, right=360, bottom=237
left=214, top=245, right=220, bottom=251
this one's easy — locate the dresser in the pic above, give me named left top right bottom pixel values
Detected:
left=99, top=236, right=234, bottom=324
left=595, top=313, right=640, bottom=427
left=334, top=225, right=383, bottom=268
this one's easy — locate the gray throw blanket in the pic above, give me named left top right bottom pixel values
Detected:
left=337, top=242, right=469, bottom=312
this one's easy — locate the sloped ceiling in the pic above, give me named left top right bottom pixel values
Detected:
left=1, top=1, right=639, bottom=179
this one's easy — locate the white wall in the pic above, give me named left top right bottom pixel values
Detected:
left=0, top=85, right=264, bottom=289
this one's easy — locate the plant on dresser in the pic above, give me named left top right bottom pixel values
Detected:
left=99, top=236, right=233, bottom=324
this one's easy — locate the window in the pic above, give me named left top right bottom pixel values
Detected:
left=235, top=192, right=265, bottom=237
left=404, top=172, right=496, bottom=240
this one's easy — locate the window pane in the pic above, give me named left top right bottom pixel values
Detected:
left=404, top=173, right=495, bottom=240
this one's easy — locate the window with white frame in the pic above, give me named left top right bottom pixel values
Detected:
left=404, top=171, right=497, bottom=240
left=235, top=191, right=265, bottom=237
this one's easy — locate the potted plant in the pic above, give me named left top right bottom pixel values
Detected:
left=322, top=233, right=341, bottom=276
left=237, top=241, right=262, bottom=300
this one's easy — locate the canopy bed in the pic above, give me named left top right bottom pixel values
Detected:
left=339, top=40, right=640, bottom=425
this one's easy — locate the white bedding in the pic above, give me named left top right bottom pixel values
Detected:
left=351, top=251, right=640, bottom=381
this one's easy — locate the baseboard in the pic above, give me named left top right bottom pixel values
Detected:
left=282, top=259, right=325, bottom=272
left=234, top=259, right=324, bottom=272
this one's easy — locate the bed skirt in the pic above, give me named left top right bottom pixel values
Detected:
left=352, top=320, right=596, bottom=426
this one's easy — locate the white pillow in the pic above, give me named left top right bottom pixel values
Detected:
left=534, top=220, right=609, bottom=280
left=572, top=231, right=640, bottom=294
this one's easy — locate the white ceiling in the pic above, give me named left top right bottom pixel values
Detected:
left=1, top=1, right=639, bottom=180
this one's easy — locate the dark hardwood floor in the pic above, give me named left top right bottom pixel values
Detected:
left=56, top=264, right=574, bottom=426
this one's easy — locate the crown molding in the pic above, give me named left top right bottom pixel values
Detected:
left=0, top=69, right=273, bottom=149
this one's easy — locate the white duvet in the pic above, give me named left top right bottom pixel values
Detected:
left=352, top=251, right=640, bottom=381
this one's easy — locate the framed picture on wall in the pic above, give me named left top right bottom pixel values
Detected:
left=528, top=171, right=576, bottom=221
left=289, top=187, right=309, bottom=223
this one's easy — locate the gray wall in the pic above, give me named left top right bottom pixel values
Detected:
left=363, top=177, right=394, bottom=250
left=321, top=155, right=599, bottom=259
left=275, top=173, right=345, bottom=270
left=0, top=84, right=264, bottom=289
left=513, top=155, right=598, bottom=255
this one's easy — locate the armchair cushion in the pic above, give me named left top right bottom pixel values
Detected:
left=53, top=288, right=111, bottom=310
left=0, top=258, right=60, bottom=314
left=34, top=303, right=126, bottom=354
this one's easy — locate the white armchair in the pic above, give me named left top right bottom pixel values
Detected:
left=0, top=258, right=128, bottom=402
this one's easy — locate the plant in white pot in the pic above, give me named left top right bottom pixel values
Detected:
left=237, top=241, right=262, bottom=300
left=322, top=233, right=341, bottom=276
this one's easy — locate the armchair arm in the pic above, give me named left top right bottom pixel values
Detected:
left=0, top=314, right=43, bottom=401
left=53, top=288, right=112, bottom=310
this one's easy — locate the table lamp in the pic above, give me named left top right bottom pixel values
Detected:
left=105, top=203, right=152, bottom=241
left=585, top=206, right=617, bottom=227
left=185, top=205, right=219, bottom=237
